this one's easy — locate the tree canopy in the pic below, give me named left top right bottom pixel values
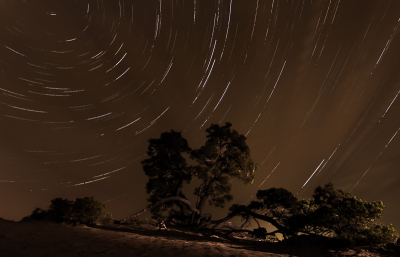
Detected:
left=141, top=129, right=192, bottom=220
left=122, top=122, right=258, bottom=225
left=190, top=122, right=258, bottom=224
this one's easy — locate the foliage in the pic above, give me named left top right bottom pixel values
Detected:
left=252, top=227, right=267, bottom=239
left=190, top=122, right=258, bottom=222
left=71, top=197, right=113, bottom=225
left=27, top=196, right=112, bottom=225
left=241, top=183, right=398, bottom=246
left=308, top=183, right=398, bottom=246
left=138, top=122, right=258, bottom=225
left=49, top=198, right=74, bottom=222
left=28, top=207, right=53, bottom=221
left=141, top=130, right=192, bottom=220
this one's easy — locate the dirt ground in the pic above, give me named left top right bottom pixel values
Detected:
left=0, top=218, right=397, bottom=257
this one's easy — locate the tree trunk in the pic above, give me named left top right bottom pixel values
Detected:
left=174, top=181, right=190, bottom=218
left=253, top=210, right=269, bottom=229
left=198, top=205, right=295, bottom=238
left=191, top=180, right=214, bottom=225
left=212, top=222, right=241, bottom=230
left=120, top=197, right=199, bottom=223
left=200, top=213, right=212, bottom=221
left=197, top=206, right=240, bottom=228
left=212, top=215, right=252, bottom=238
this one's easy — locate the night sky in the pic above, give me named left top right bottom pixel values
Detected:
left=1, top=0, right=400, bottom=229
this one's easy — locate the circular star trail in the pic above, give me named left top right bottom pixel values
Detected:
left=1, top=0, right=400, bottom=228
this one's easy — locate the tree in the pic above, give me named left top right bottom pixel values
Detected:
left=48, top=198, right=74, bottom=222
left=141, top=130, right=192, bottom=221
left=207, top=183, right=398, bottom=246
left=122, top=122, right=258, bottom=226
left=189, top=122, right=258, bottom=224
left=71, top=197, right=113, bottom=225
left=309, top=183, right=398, bottom=246
left=249, top=188, right=303, bottom=239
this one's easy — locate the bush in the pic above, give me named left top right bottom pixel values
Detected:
left=72, top=197, right=113, bottom=224
left=27, top=196, right=113, bottom=225
left=49, top=198, right=74, bottom=222
left=28, top=208, right=52, bottom=221
left=252, top=227, right=267, bottom=239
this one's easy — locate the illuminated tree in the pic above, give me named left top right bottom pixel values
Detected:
left=190, top=122, right=258, bottom=224
left=309, top=183, right=398, bottom=246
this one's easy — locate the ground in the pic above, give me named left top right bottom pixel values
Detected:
left=0, top=218, right=398, bottom=257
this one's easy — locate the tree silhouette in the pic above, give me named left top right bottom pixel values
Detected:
left=309, top=183, right=398, bottom=245
left=141, top=130, right=192, bottom=221
left=203, top=183, right=398, bottom=246
left=71, top=196, right=113, bottom=224
left=122, top=122, right=258, bottom=226
left=190, top=122, right=258, bottom=224
left=49, top=198, right=74, bottom=222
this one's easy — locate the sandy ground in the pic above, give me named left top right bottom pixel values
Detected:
left=0, top=218, right=397, bottom=257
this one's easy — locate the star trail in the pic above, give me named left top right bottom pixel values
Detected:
left=1, top=0, right=400, bottom=229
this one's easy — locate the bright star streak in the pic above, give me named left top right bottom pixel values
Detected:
left=302, top=159, right=325, bottom=188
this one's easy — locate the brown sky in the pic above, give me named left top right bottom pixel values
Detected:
left=0, top=0, right=399, bottom=230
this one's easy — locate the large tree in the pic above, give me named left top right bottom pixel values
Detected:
left=190, top=122, right=258, bottom=224
left=141, top=130, right=192, bottom=220
left=121, top=123, right=258, bottom=226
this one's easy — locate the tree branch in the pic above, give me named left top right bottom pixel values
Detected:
left=198, top=206, right=240, bottom=228
left=212, top=214, right=252, bottom=230
left=253, top=217, right=261, bottom=228
left=199, top=205, right=294, bottom=237
left=120, top=197, right=199, bottom=223
left=223, top=229, right=281, bottom=238
left=212, top=221, right=241, bottom=230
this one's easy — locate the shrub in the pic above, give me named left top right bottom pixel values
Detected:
left=71, top=197, right=112, bottom=224
left=27, top=196, right=112, bottom=225
left=252, top=227, right=267, bottom=239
